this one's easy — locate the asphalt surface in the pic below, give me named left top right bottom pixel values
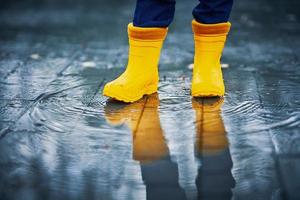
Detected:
left=0, top=0, right=300, bottom=199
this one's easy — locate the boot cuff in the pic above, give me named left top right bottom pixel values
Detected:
left=192, top=20, right=231, bottom=36
left=128, top=23, right=168, bottom=41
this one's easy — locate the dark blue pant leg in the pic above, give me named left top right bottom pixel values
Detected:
left=193, top=0, right=233, bottom=24
left=133, top=0, right=176, bottom=28
left=133, top=0, right=233, bottom=27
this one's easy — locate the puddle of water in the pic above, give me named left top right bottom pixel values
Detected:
left=1, top=0, right=300, bottom=197
left=1, top=69, right=299, bottom=199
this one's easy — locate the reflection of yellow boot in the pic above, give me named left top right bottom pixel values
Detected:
left=104, top=98, right=145, bottom=129
left=191, top=20, right=231, bottom=97
left=104, top=94, right=168, bottom=164
left=192, top=97, right=228, bottom=155
left=103, top=23, right=168, bottom=103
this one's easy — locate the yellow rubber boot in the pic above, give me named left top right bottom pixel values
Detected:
left=191, top=20, right=231, bottom=97
left=103, top=23, right=168, bottom=103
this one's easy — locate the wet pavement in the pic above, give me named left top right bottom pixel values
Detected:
left=0, top=0, right=300, bottom=199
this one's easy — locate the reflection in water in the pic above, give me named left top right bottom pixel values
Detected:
left=105, top=95, right=235, bottom=200
left=105, top=94, right=186, bottom=200
left=192, top=97, right=235, bottom=200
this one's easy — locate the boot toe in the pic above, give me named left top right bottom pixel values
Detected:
left=103, top=82, right=142, bottom=103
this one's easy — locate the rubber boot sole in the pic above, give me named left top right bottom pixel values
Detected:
left=103, top=83, right=158, bottom=103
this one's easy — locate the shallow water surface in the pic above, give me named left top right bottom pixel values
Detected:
left=1, top=0, right=300, bottom=199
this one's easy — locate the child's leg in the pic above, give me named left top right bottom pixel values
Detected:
left=133, top=0, right=176, bottom=27
left=193, top=0, right=233, bottom=24
left=191, top=0, right=233, bottom=97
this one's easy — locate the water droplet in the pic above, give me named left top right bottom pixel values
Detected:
left=30, top=53, right=40, bottom=60
left=82, top=61, right=96, bottom=68
left=221, top=63, right=230, bottom=68
left=187, top=63, right=194, bottom=70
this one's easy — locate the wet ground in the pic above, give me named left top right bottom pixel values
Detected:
left=0, top=0, right=300, bottom=199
